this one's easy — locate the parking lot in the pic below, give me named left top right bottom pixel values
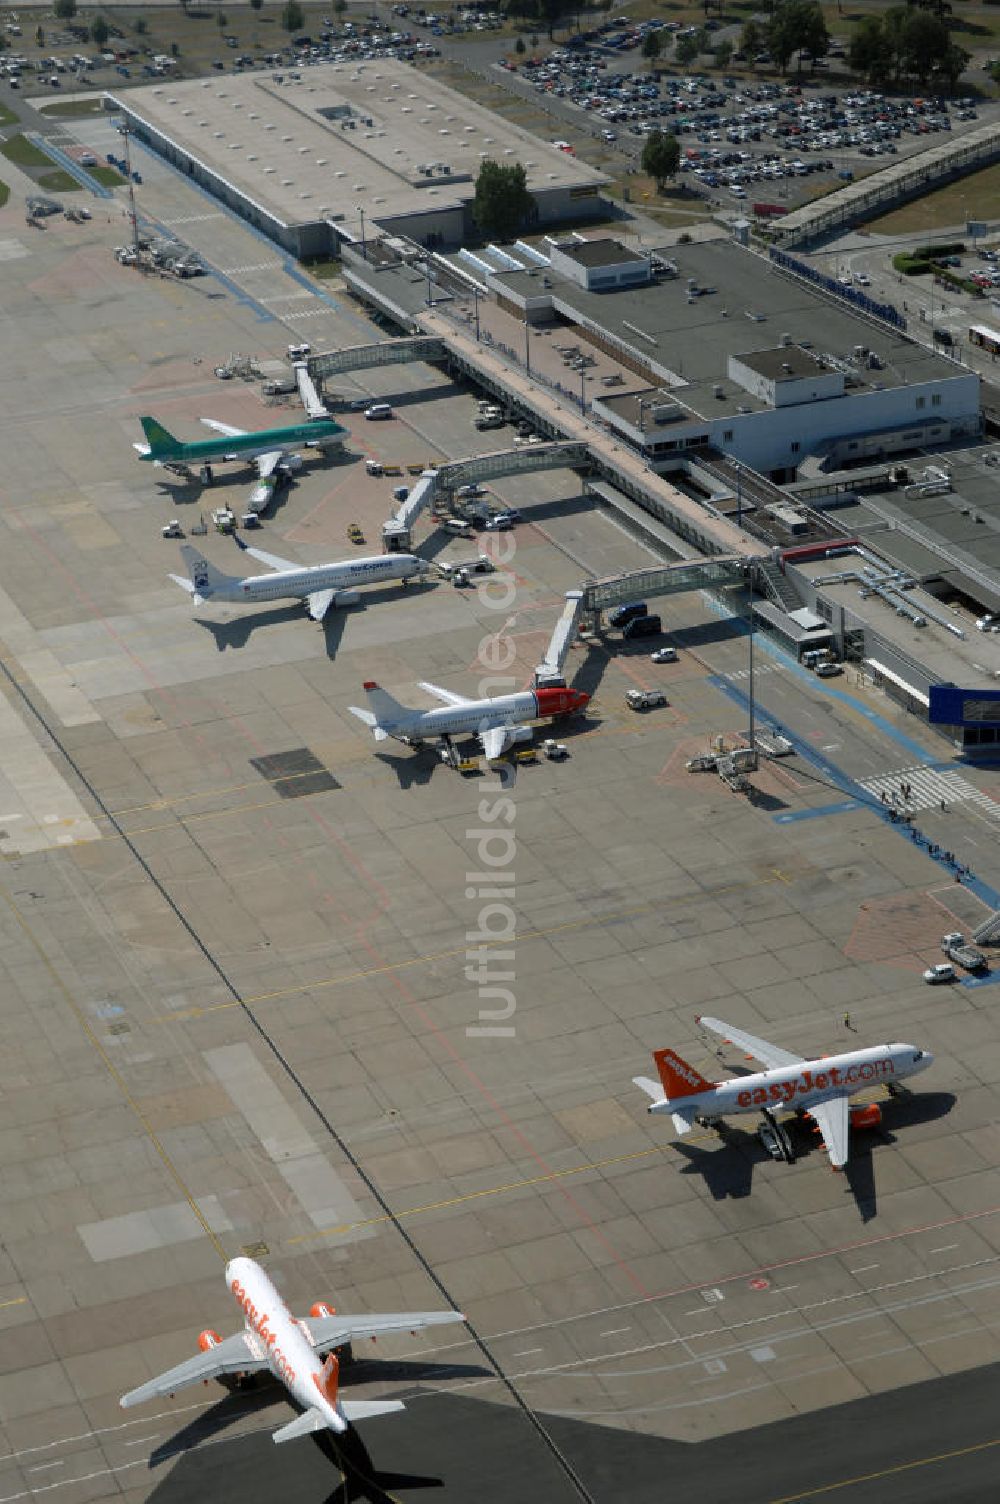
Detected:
left=504, top=43, right=993, bottom=209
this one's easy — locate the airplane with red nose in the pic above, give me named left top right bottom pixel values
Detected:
left=349, top=680, right=590, bottom=761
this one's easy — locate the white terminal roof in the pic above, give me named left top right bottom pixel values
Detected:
left=115, top=60, right=607, bottom=228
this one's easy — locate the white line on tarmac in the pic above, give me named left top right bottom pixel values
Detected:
left=929, top=1244, right=959, bottom=1254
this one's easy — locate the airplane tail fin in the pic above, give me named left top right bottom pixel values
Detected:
left=652, top=1048, right=713, bottom=1101
left=272, top=1407, right=328, bottom=1445
left=176, top=544, right=239, bottom=603
left=140, top=416, right=179, bottom=458
left=347, top=682, right=409, bottom=740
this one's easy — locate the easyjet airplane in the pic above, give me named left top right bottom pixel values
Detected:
left=120, top=1257, right=464, bottom=1443
left=634, top=1015, right=933, bottom=1170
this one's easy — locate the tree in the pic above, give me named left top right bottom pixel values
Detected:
left=740, top=19, right=762, bottom=57
left=250, top=0, right=263, bottom=9
left=35, top=24, right=45, bottom=46
left=281, top=0, right=304, bottom=32
left=939, top=40, right=970, bottom=89
left=472, top=159, right=536, bottom=239
left=714, top=38, right=732, bottom=68
left=850, top=17, right=894, bottom=85
left=53, top=0, right=77, bottom=19
left=333, top=0, right=346, bottom=14
left=900, top=9, right=950, bottom=82
left=642, top=128, right=680, bottom=190
left=134, top=15, right=148, bottom=32
left=765, top=0, right=828, bottom=71
left=91, top=15, right=109, bottom=45
left=217, top=10, right=228, bottom=28
left=642, top=30, right=661, bottom=69
left=676, top=32, right=699, bottom=64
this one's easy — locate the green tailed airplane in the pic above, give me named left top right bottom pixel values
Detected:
left=134, top=413, right=346, bottom=510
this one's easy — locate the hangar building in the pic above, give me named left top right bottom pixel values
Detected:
left=104, top=61, right=608, bottom=258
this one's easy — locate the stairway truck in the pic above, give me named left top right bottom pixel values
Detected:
left=941, top=932, right=988, bottom=972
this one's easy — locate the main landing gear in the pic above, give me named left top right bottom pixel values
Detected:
left=757, top=1108, right=795, bottom=1163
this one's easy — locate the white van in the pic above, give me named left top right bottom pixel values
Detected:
left=442, top=518, right=473, bottom=537
left=364, top=402, right=393, bottom=420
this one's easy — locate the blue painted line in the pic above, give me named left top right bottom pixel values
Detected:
left=120, top=127, right=373, bottom=336
left=774, top=801, right=861, bottom=823
left=132, top=207, right=275, bottom=323
left=27, top=133, right=112, bottom=198
left=710, top=674, right=1000, bottom=912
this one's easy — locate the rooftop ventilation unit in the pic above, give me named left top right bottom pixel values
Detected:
left=781, top=362, right=793, bottom=374
left=713, top=384, right=724, bottom=399
left=781, top=332, right=792, bottom=346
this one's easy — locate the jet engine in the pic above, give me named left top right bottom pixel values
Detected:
left=279, top=454, right=304, bottom=474
left=849, top=1102, right=882, bottom=1130
left=510, top=724, right=532, bottom=744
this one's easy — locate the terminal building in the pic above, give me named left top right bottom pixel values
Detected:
left=483, top=236, right=981, bottom=480
left=104, top=61, right=608, bottom=258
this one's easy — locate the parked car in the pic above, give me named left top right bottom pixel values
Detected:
left=651, top=646, right=678, bottom=663
left=923, top=963, right=956, bottom=984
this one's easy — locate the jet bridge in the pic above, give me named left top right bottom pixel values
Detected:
left=308, top=338, right=446, bottom=382
left=581, top=558, right=748, bottom=622
left=535, top=592, right=585, bottom=687
left=382, top=443, right=590, bottom=551
left=294, top=361, right=329, bottom=420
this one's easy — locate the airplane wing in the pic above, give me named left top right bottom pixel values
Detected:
left=200, top=418, right=247, bottom=438
left=417, top=681, right=474, bottom=708
left=300, top=1309, right=465, bottom=1351
left=120, top=1331, right=265, bottom=1407
left=480, top=724, right=511, bottom=761
left=255, top=449, right=284, bottom=479
left=697, top=1015, right=804, bottom=1072
left=234, top=538, right=300, bottom=573
left=806, top=1093, right=850, bottom=1169
left=307, top=589, right=337, bottom=622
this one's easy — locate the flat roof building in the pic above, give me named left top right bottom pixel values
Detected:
left=487, top=237, right=981, bottom=477
left=106, top=61, right=608, bottom=258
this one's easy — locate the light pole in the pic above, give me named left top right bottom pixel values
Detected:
left=579, top=369, right=589, bottom=414
left=734, top=461, right=743, bottom=529
left=472, top=285, right=481, bottom=342
left=425, top=253, right=433, bottom=307
left=356, top=204, right=366, bottom=261
left=747, top=564, right=756, bottom=764
left=523, top=319, right=531, bottom=376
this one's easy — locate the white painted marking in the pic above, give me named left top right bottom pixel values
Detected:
left=123, top=1436, right=159, bottom=1448
left=859, top=764, right=998, bottom=817
left=850, top=1264, right=878, bottom=1274
left=928, top=1244, right=959, bottom=1255
left=512, top=1348, right=542, bottom=1357
left=26, top=1464, right=63, bottom=1474
left=599, top=1327, right=632, bottom=1337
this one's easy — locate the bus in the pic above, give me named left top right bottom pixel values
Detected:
left=969, top=324, right=1000, bottom=356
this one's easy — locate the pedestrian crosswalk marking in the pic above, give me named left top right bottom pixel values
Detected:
left=858, top=765, right=999, bottom=817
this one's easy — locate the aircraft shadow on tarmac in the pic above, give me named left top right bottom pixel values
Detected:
left=671, top=1089, right=955, bottom=1217
left=194, top=604, right=312, bottom=651
left=147, top=1358, right=488, bottom=1470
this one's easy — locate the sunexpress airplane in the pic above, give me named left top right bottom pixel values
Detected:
left=134, top=413, right=347, bottom=509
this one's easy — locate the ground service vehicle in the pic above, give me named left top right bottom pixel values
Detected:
left=623, top=614, right=662, bottom=640
left=609, top=601, right=648, bottom=629
left=941, top=932, right=987, bottom=972
left=626, top=689, right=667, bottom=711
left=923, top=963, right=956, bottom=984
